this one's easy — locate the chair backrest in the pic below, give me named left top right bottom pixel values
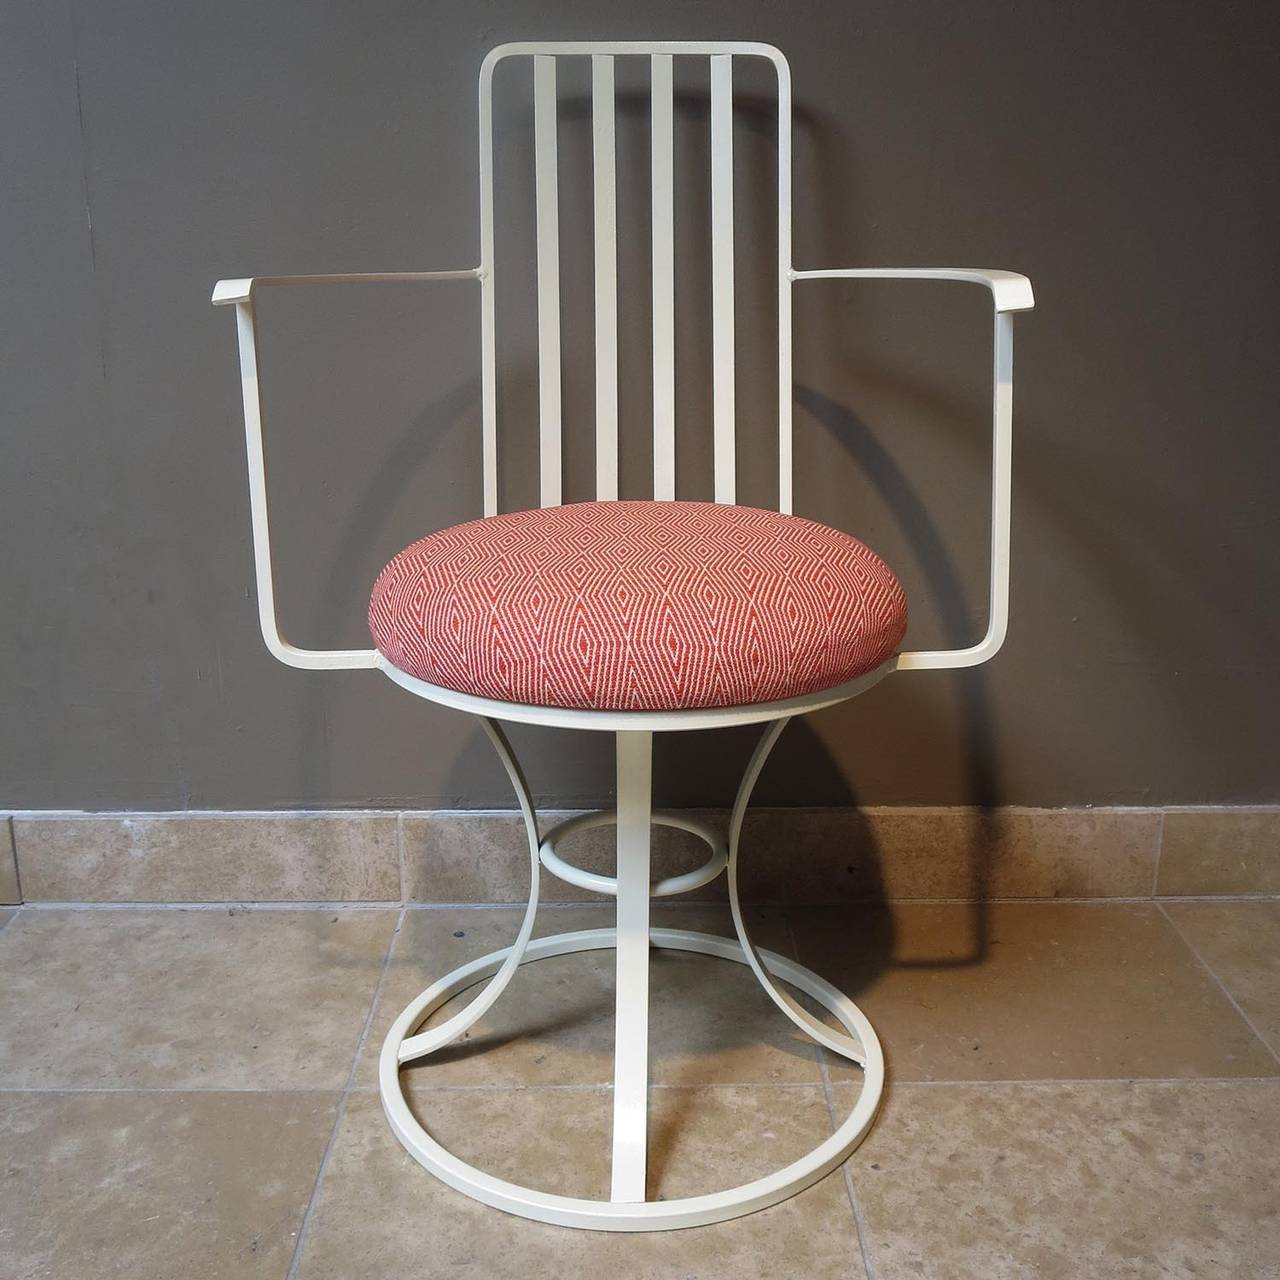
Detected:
left=475, top=42, right=794, bottom=517
left=213, top=40, right=1029, bottom=675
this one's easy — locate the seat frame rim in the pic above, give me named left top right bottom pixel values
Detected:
left=374, top=651, right=898, bottom=732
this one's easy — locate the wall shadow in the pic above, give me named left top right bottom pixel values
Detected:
left=298, top=377, right=481, bottom=805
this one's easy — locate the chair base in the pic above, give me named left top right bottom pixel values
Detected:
left=376, top=712, right=885, bottom=1230
left=378, top=926, right=884, bottom=1232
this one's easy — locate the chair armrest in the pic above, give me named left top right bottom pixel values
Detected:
left=791, top=266, right=1033, bottom=313
left=211, top=270, right=481, bottom=307
left=212, top=267, right=480, bottom=670
left=791, top=265, right=1034, bottom=669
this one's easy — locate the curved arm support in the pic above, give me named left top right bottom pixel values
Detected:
left=397, top=717, right=542, bottom=1064
left=211, top=269, right=480, bottom=669
left=726, top=717, right=867, bottom=1065
left=791, top=267, right=1031, bottom=670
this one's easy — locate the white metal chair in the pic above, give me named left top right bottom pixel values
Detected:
left=213, top=40, right=1033, bottom=1232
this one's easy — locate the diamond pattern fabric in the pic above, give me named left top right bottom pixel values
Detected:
left=368, top=500, right=907, bottom=712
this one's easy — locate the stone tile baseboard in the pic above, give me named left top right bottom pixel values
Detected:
left=1, top=806, right=1275, bottom=905
left=6, top=813, right=399, bottom=905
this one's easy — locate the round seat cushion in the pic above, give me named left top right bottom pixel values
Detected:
left=368, top=500, right=907, bottom=712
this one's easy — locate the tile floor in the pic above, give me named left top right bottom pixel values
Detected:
left=1, top=898, right=1278, bottom=1278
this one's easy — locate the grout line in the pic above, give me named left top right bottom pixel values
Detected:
left=2, top=1074, right=1276, bottom=1099
left=16, top=900, right=405, bottom=912
left=4, top=808, right=457, bottom=819
left=17, top=806, right=1279, bottom=819
left=8, top=897, right=724, bottom=913
left=1156, top=902, right=1280, bottom=1067
left=835, top=1074, right=1280, bottom=1089
left=0, top=1084, right=343, bottom=1095
left=395, top=811, right=407, bottom=907
left=342, top=906, right=405, bottom=1087
left=14, top=892, right=1280, bottom=915
left=1151, top=809, right=1166, bottom=897
left=4, top=817, right=23, bottom=906
left=784, top=913, right=879, bottom=1279
left=785, top=894, right=1280, bottom=906
left=351, top=1080, right=843, bottom=1094
left=16, top=893, right=1280, bottom=913
left=284, top=905, right=405, bottom=1280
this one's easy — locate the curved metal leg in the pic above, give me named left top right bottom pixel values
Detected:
left=726, top=717, right=868, bottom=1065
left=396, top=717, right=541, bottom=1064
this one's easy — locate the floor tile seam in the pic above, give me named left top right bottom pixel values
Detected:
left=0, top=1084, right=344, bottom=1096
left=783, top=911, right=879, bottom=1280
left=787, top=894, right=1280, bottom=906
left=395, top=811, right=408, bottom=908
left=283, top=905, right=405, bottom=1280
left=1151, top=809, right=1166, bottom=897
left=4, top=1074, right=1276, bottom=1098
left=346, top=1080, right=851, bottom=1095
left=14, top=900, right=404, bottom=912
left=340, top=906, right=405, bottom=1092
left=9, top=899, right=743, bottom=912
left=14, top=894, right=1280, bottom=913
left=1156, top=901, right=1280, bottom=1067
left=829, top=1074, right=1280, bottom=1089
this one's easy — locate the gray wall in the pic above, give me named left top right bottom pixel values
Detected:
left=3, top=0, right=1278, bottom=811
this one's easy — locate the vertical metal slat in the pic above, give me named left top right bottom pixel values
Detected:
left=534, top=55, right=562, bottom=507
left=774, top=56, right=794, bottom=513
left=593, top=55, right=619, bottom=501
left=478, top=54, right=499, bottom=515
left=651, top=54, right=676, bottom=501
left=710, top=55, right=735, bottom=504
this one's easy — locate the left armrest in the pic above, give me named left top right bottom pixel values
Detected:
left=791, top=265, right=1035, bottom=669
left=211, top=270, right=481, bottom=306
left=211, top=267, right=481, bottom=670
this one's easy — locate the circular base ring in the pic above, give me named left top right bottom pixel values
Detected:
left=379, top=927, right=885, bottom=1232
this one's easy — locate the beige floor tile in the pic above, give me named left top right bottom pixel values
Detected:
left=0, top=1089, right=337, bottom=1280
left=356, top=904, right=820, bottom=1089
left=294, top=1088, right=866, bottom=1279
left=789, top=902, right=1278, bottom=1082
left=843, top=1079, right=1280, bottom=1280
left=1163, top=901, right=1280, bottom=1058
left=0, top=908, right=396, bottom=1088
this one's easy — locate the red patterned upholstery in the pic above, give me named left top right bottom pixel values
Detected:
left=369, top=500, right=906, bottom=712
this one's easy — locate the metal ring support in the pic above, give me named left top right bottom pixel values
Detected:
left=538, top=809, right=728, bottom=898
left=379, top=927, right=884, bottom=1231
